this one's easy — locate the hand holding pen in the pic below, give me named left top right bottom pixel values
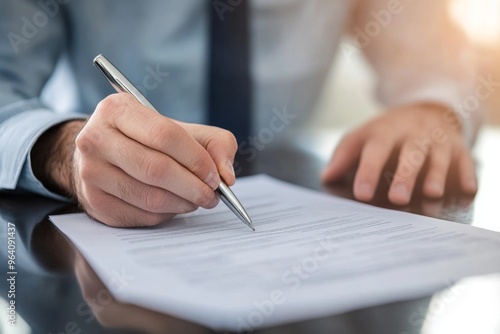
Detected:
left=47, top=55, right=252, bottom=229
left=94, top=55, right=253, bottom=230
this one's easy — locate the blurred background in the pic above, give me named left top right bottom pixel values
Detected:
left=310, top=0, right=500, bottom=130
left=42, top=0, right=500, bottom=131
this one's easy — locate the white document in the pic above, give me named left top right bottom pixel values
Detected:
left=50, top=175, right=500, bottom=331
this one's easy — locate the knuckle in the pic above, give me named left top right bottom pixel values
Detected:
left=371, top=137, right=392, bottom=150
left=95, top=93, right=135, bottom=122
left=144, top=187, right=168, bottom=213
left=98, top=93, right=129, bottom=111
left=193, top=187, right=214, bottom=207
left=150, top=121, right=181, bottom=149
left=190, top=157, right=213, bottom=179
left=191, top=192, right=205, bottom=207
left=142, top=155, right=165, bottom=185
left=220, top=129, right=238, bottom=152
left=75, top=128, right=97, bottom=154
left=116, top=178, right=134, bottom=201
left=96, top=94, right=120, bottom=115
left=349, top=126, right=367, bottom=140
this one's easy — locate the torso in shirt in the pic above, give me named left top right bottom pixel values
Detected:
left=62, top=0, right=353, bottom=133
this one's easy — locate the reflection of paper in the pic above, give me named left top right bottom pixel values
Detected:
left=50, top=175, right=500, bottom=331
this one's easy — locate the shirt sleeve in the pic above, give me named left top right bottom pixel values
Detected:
left=0, top=0, right=88, bottom=200
left=348, top=0, right=483, bottom=146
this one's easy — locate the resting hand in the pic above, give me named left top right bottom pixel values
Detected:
left=321, top=104, right=478, bottom=205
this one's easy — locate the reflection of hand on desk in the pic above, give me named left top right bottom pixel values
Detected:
left=73, top=250, right=207, bottom=334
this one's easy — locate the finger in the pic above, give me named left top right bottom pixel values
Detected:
left=100, top=94, right=221, bottom=189
left=321, top=130, right=365, bottom=183
left=76, top=125, right=218, bottom=208
left=182, top=122, right=238, bottom=186
left=87, top=162, right=210, bottom=214
left=79, top=187, right=175, bottom=228
left=421, top=198, right=445, bottom=218
left=457, top=148, right=478, bottom=195
left=388, top=140, right=430, bottom=205
left=353, top=138, right=395, bottom=202
left=422, top=145, right=452, bottom=198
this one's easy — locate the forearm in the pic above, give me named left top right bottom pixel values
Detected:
left=31, top=120, right=86, bottom=198
left=351, top=0, right=482, bottom=145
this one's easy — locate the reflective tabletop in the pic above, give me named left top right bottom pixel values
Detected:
left=1, top=128, right=500, bottom=334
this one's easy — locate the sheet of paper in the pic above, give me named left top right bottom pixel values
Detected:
left=50, top=175, right=500, bottom=331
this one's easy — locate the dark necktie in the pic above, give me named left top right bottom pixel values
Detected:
left=208, top=1, right=252, bottom=156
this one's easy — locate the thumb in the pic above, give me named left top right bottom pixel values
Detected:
left=321, top=131, right=364, bottom=183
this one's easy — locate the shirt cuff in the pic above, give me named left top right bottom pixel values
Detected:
left=0, top=109, right=87, bottom=200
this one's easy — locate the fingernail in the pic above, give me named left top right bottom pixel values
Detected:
left=428, top=182, right=444, bottom=195
left=393, top=184, right=408, bottom=198
left=356, top=182, right=373, bottom=199
left=467, top=178, right=477, bottom=191
left=204, top=171, right=220, bottom=190
left=226, top=160, right=235, bottom=179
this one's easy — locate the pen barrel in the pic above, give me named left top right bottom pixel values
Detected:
left=93, top=55, right=158, bottom=112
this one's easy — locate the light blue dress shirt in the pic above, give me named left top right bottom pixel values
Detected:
left=0, top=0, right=478, bottom=200
left=0, top=0, right=350, bottom=200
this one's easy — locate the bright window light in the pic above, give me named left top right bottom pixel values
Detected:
left=450, top=0, right=500, bottom=45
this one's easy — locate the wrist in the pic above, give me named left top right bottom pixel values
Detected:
left=31, top=120, right=86, bottom=198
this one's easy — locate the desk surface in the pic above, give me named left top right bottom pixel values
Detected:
left=1, top=128, right=499, bottom=334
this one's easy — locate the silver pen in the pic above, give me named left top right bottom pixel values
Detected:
left=93, top=54, right=254, bottom=231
